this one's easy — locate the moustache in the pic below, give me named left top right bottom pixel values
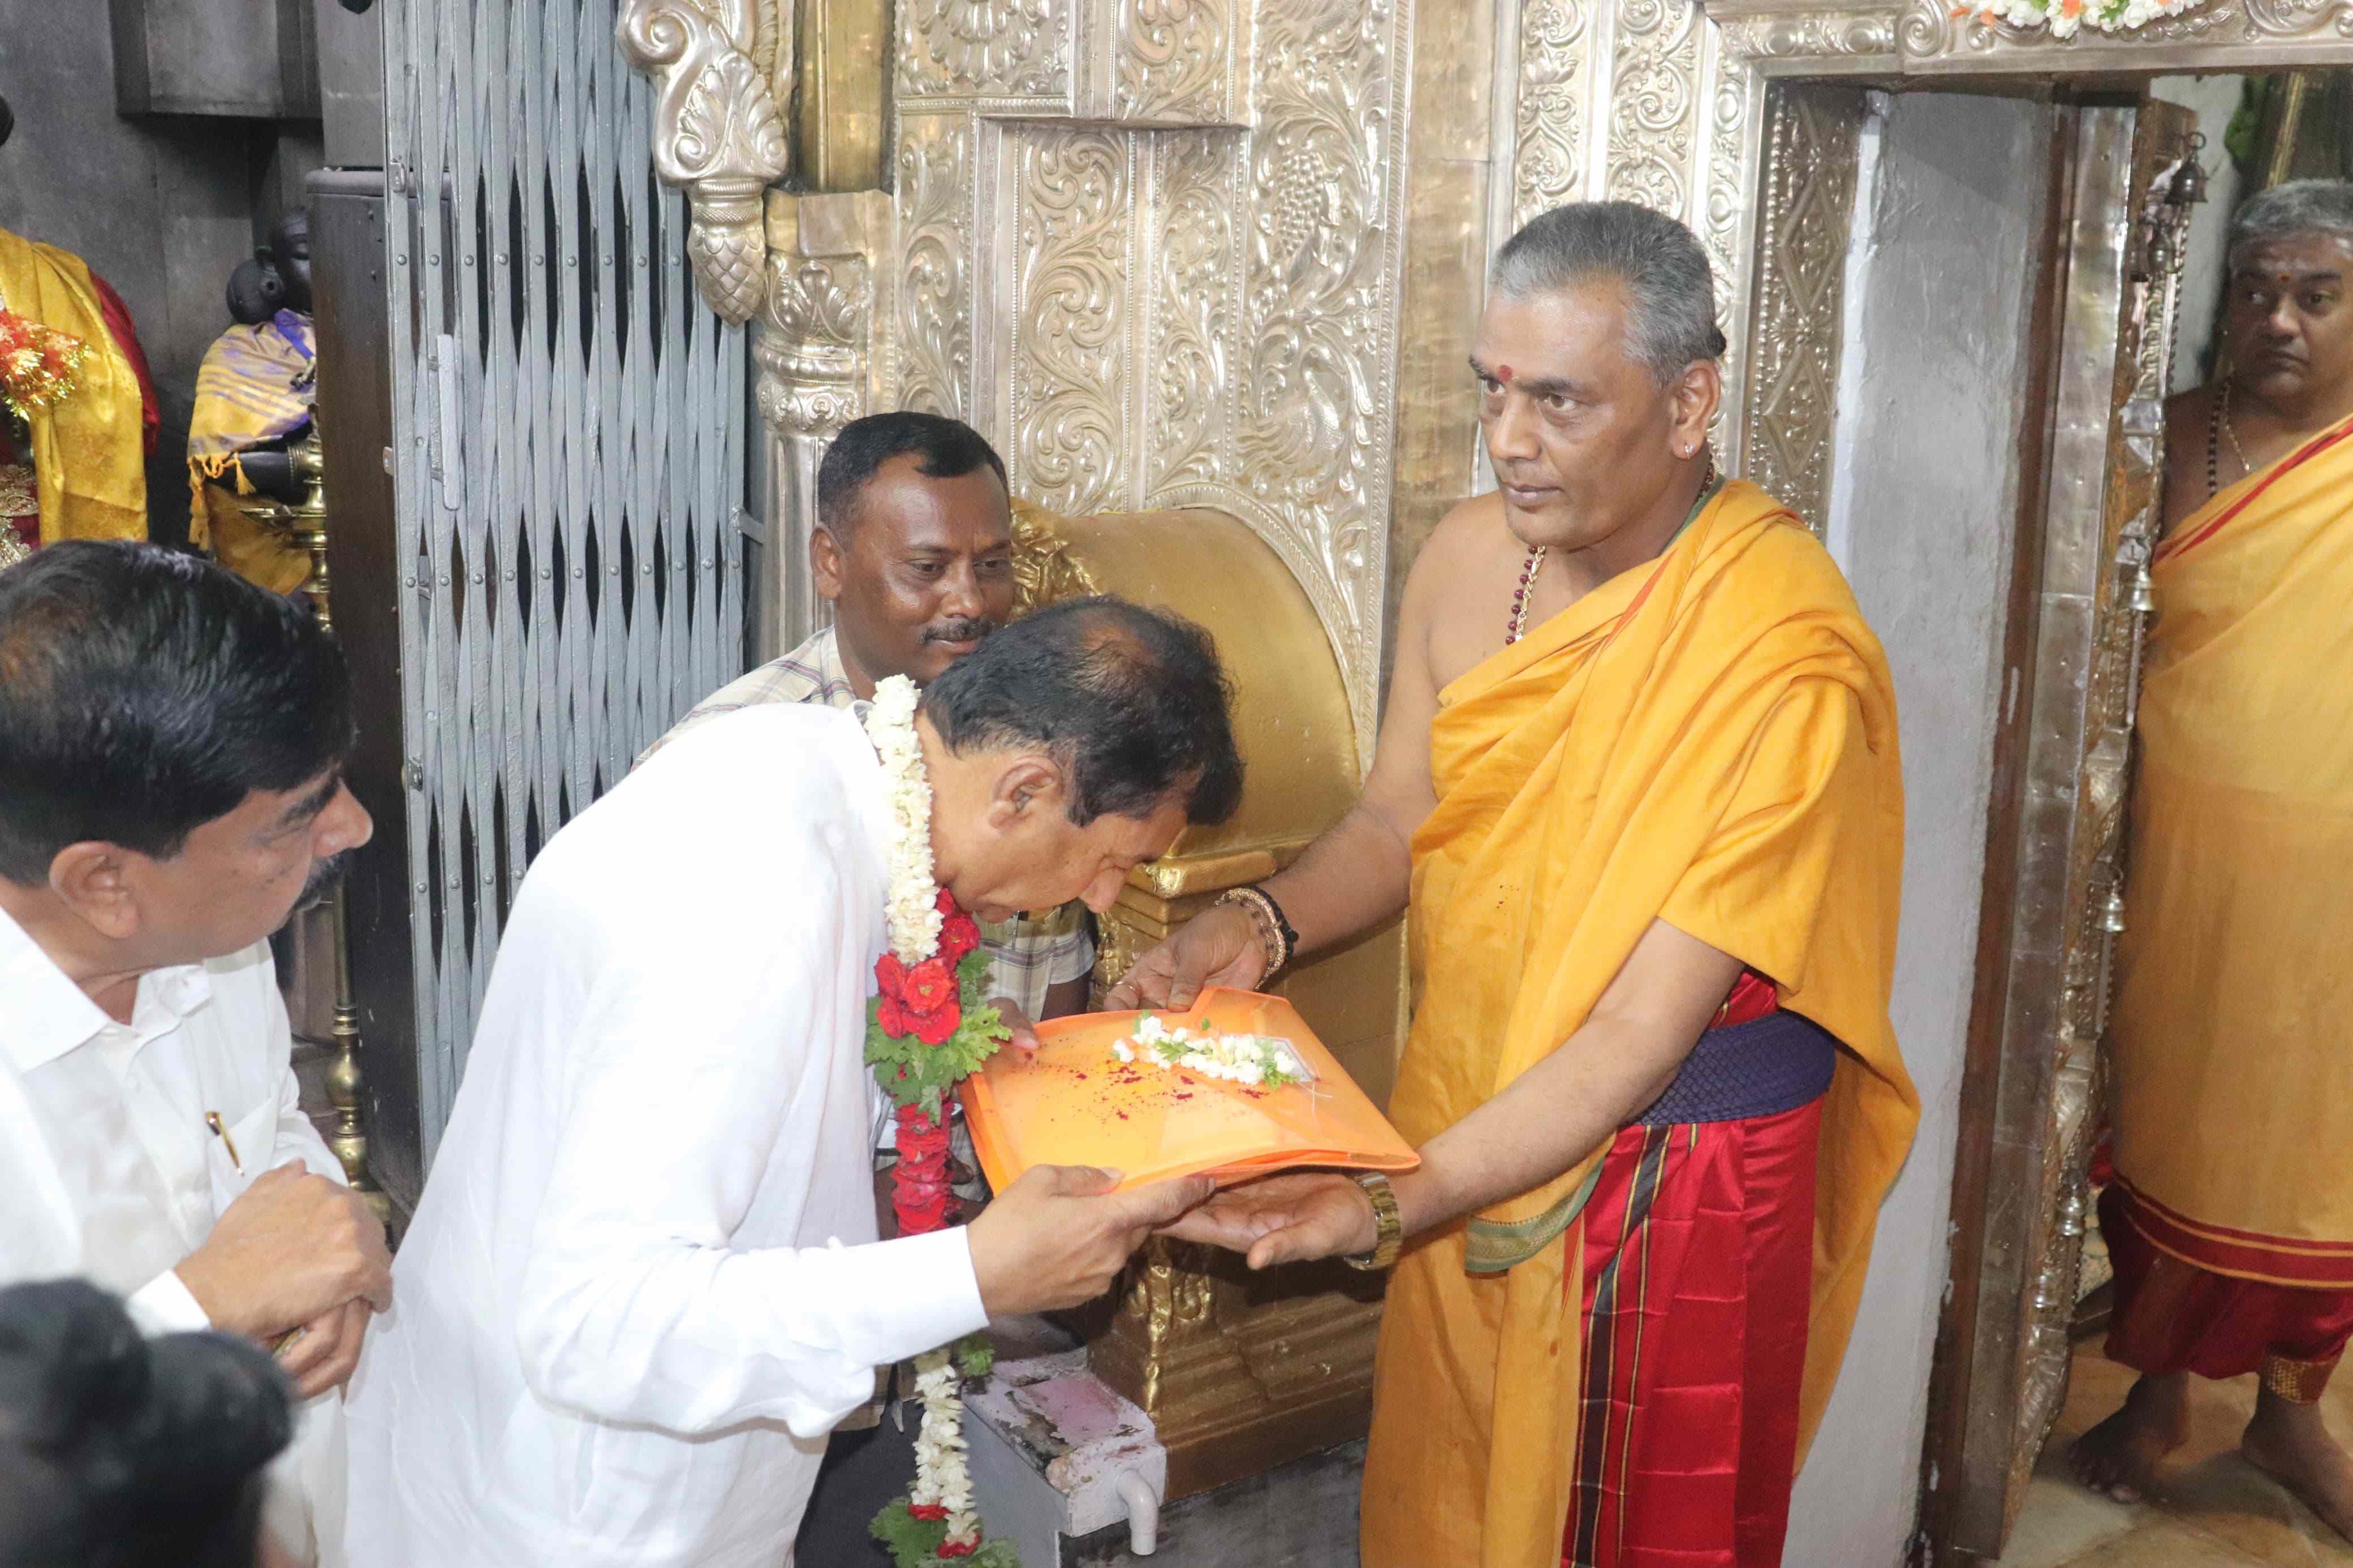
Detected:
left=925, top=618, right=997, bottom=645
left=298, top=850, right=353, bottom=906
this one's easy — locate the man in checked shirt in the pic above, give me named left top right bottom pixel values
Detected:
left=639, top=409, right=1094, bottom=1042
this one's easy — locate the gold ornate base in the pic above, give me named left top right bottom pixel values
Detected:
left=1086, top=887, right=1404, bottom=1501
left=1080, top=1241, right=1386, bottom=1500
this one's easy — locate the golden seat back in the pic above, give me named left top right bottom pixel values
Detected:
left=1012, top=500, right=1404, bottom=1105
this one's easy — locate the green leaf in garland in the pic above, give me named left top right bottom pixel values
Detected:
left=870, top=1500, right=949, bottom=1567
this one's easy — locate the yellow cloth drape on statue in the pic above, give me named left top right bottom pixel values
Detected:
left=0, top=227, right=145, bottom=542
left=1359, top=480, right=1919, bottom=1568
left=187, top=316, right=316, bottom=593
left=2110, top=413, right=2353, bottom=1287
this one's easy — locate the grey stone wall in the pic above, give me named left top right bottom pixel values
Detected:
left=0, top=2, right=321, bottom=543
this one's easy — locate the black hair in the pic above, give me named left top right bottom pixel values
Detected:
left=0, top=1280, right=292, bottom=1568
left=815, top=411, right=1009, bottom=538
left=0, top=540, right=356, bottom=886
left=921, top=595, right=1243, bottom=828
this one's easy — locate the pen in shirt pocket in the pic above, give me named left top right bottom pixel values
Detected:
left=205, top=1111, right=244, bottom=1175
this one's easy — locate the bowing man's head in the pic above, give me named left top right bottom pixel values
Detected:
left=916, top=597, right=1243, bottom=924
left=813, top=412, right=1016, bottom=697
left=0, top=541, right=372, bottom=976
left=1474, top=201, right=1724, bottom=554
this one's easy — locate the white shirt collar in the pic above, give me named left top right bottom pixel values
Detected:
left=0, top=903, right=213, bottom=1074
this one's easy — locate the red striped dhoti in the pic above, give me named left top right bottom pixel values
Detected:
left=2101, top=1182, right=2353, bottom=1402
left=1561, top=1099, right=1823, bottom=1568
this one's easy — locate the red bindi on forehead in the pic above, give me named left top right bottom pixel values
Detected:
left=1496, top=365, right=1514, bottom=383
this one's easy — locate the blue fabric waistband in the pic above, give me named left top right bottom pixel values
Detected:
left=1634, top=1009, right=1839, bottom=1128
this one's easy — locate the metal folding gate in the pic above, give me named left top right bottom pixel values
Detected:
left=381, top=0, right=748, bottom=1161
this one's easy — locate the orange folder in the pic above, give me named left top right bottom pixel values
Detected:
left=959, top=988, right=1420, bottom=1194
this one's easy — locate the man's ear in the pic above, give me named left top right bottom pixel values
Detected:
left=985, top=753, right=1068, bottom=830
left=1672, top=358, right=1723, bottom=451
left=47, top=842, right=144, bottom=943
left=812, top=525, right=847, bottom=603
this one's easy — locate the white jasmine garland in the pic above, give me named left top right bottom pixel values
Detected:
left=863, top=681, right=990, bottom=1561
left=865, top=675, right=946, bottom=964
left=1963, top=0, right=2197, bottom=37
left=911, top=1349, right=981, bottom=1545
left=1111, top=1016, right=1308, bottom=1087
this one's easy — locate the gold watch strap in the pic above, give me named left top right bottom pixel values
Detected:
left=1343, top=1171, right=1403, bottom=1271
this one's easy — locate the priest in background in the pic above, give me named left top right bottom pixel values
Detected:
left=1118, top=201, right=1918, bottom=1568
left=343, top=597, right=1241, bottom=1568
left=2072, top=179, right=2353, bottom=1540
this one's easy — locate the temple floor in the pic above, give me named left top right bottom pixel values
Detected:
left=1997, top=1342, right=2353, bottom=1567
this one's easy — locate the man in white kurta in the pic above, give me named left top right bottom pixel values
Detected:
left=344, top=588, right=1239, bottom=1568
left=0, top=914, right=359, bottom=1565
left=0, top=539, right=391, bottom=1568
left=346, top=707, right=967, bottom=1565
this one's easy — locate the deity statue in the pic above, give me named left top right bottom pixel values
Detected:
left=189, top=206, right=320, bottom=594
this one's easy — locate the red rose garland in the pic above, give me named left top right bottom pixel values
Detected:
left=861, top=677, right=1019, bottom=1568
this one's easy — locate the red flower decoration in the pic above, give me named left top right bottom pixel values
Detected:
left=877, top=994, right=913, bottom=1036
left=876, top=952, right=910, bottom=1001
left=938, top=909, right=981, bottom=965
left=907, top=1504, right=949, bottom=1522
left=937, top=1541, right=976, bottom=1559
left=903, top=957, right=956, bottom=1014
left=911, top=997, right=961, bottom=1046
left=934, top=888, right=959, bottom=915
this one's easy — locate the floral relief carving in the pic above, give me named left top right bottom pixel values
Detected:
left=884, top=0, right=1406, bottom=732
left=1738, top=87, right=1864, bottom=530
left=897, top=116, right=976, bottom=418
left=1512, top=0, right=1592, bottom=228
left=1116, top=0, right=1233, bottom=120
left=899, top=0, right=1070, bottom=98
left=1604, top=0, right=1704, bottom=215
left=616, top=0, right=790, bottom=325
left=1012, top=129, right=1131, bottom=516
left=1147, top=131, right=1241, bottom=497
left=755, top=252, right=872, bottom=438
left=1235, top=0, right=1403, bottom=723
left=1716, top=10, right=1902, bottom=57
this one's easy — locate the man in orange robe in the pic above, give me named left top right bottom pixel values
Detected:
left=1115, top=202, right=1917, bottom=1567
left=2073, top=179, right=2353, bottom=1540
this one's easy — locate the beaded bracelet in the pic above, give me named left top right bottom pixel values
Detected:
left=1215, top=884, right=1298, bottom=980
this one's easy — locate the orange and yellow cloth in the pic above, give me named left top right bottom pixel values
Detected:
left=0, top=225, right=148, bottom=543
left=1359, top=480, right=1918, bottom=1568
left=2109, top=410, right=2353, bottom=1292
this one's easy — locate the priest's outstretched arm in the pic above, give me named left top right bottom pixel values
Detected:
left=1107, top=527, right=1455, bottom=1008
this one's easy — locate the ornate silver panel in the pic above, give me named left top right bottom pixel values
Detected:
left=867, top=0, right=1411, bottom=739
left=1736, top=84, right=1864, bottom=528
left=899, top=0, right=1074, bottom=100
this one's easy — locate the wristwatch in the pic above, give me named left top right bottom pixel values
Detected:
left=1342, top=1172, right=1404, bottom=1272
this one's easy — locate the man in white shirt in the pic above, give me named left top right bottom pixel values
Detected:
left=0, top=541, right=394, bottom=1567
left=637, top=411, right=1096, bottom=1029
left=344, top=596, right=1243, bottom=1568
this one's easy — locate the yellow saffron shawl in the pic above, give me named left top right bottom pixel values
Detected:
left=2110, top=412, right=2353, bottom=1284
left=1360, top=480, right=1919, bottom=1568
